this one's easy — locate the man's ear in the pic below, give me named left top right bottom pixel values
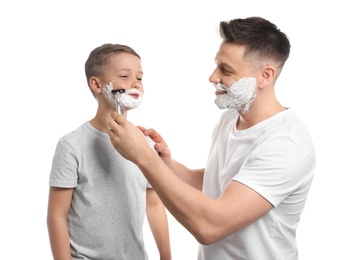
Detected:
left=89, top=77, right=103, bottom=94
left=258, top=66, right=275, bottom=89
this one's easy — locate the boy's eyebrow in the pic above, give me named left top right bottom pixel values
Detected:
left=115, top=68, right=144, bottom=75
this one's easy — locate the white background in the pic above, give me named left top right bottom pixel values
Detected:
left=1, top=0, right=351, bottom=259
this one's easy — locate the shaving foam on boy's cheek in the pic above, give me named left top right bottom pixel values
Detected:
left=102, top=82, right=116, bottom=107
left=214, top=77, right=256, bottom=113
left=102, top=83, right=143, bottom=109
left=119, top=90, right=143, bottom=109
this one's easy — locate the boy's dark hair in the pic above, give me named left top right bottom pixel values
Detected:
left=219, top=17, right=290, bottom=71
left=85, top=43, right=140, bottom=98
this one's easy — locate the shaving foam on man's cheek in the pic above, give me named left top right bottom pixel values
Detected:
left=214, top=77, right=256, bottom=113
left=214, top=84, right=231, bottom=109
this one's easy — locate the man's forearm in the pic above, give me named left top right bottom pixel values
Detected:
left=136, top=151, right=211, bottom=243
left=168, top=159, right=204, bottom=191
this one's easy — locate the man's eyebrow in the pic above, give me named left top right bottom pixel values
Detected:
left=217, top=60, right=233, bottom=69
left=214, top=56, right=230, bottom=67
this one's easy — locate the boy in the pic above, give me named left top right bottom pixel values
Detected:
left=47, top=43, right=171, bottom=260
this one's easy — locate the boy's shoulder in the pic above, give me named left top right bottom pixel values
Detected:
left=60, top=121, right=88, bottom=141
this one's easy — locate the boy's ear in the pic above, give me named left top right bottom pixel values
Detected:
left=89, top=77, right=103, bottom=94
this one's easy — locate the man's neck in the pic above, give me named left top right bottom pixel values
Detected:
left=236, top=103, right=286, bottom=130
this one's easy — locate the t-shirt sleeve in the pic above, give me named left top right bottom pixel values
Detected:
left=233, top=135, right=315, bottom=207
left=49, top=137, right=79, bottom=188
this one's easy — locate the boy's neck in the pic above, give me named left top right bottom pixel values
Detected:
left=90, top=109, right=128, bottom=133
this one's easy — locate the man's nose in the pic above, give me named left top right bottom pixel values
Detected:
left=209, top=68, right=220, bottom=83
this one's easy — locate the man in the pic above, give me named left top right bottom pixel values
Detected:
left=108, top=17, right=316, bottom=260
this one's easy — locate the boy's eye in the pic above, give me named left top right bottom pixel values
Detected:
left=137, top=78, right=143, bottom=81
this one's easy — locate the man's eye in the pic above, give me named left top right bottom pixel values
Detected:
left=120, top=75, right=128, bottom=78
left=137, top=78, right=143, bottom=81
left=221, top=68, right=231, bottom=75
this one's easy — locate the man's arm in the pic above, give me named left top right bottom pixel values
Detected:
left=139, top=127, right=204, bottom=191
left=167, top=160, right=204, bottom=191
left=108, top=112, right=273, bottom=244
left=47, top=187, right=73, bottom=260
left=138, top=151, right=273, bottom=244
left=146, top=188, right=172, bottom=260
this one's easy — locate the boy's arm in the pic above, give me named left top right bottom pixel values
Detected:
left=47, top=187, right=74, bottom=260
left=146, top=188, right=172, bottom=260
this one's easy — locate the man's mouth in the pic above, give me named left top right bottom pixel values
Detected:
left=215, top=90, right=227, bottom=96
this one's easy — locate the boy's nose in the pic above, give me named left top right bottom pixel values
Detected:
left=132, top=82, right=142, bottom=89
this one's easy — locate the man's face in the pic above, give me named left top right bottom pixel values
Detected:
left=210, top=42, right=260, bottom=113
left=209, top=42, right=255, bottom=88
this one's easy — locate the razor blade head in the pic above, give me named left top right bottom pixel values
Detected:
left=111, top=89, right=126, bottom=95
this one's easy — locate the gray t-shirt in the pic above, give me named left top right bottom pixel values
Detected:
left=49, top=121, right=150, bottom=259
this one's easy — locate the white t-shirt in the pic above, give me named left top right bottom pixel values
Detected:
left=49, top=121, right=152, bottom=260
left=199, top=108, right=315, bottom=260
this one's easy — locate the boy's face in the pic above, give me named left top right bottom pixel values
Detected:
left=104, top=52, right=144, bottom=93
left=100, top=52, right=144, bottom=112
